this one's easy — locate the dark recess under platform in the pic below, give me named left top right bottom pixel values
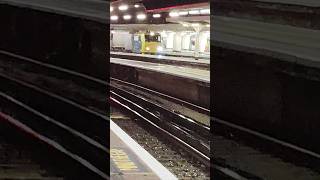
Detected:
left=111, top=63, right=210, bottom=109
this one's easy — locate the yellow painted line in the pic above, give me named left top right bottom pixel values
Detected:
left=111, top=120, right=178, bottom=180
left=111, top=148, right=139, bottom=172
left=110, top=115, right=130, bottom=119
left=111, top=172, right=155, bottom=175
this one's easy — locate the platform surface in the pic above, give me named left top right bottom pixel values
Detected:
left=254, top=0, right=320, bottom=7
left=0, top=0, right=108, bottom=23
left=111, top=52, right=210, bottom=64
left=214, top=16, right=320, bottom=68
left=111, top=58, right=210, bottom=83
left=110, top=120, right=177, bottom=180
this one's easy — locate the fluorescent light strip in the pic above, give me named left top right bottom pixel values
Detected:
left=200, top=9, right=210, bottom=14
left=179, top=11, right=188, bottom=16
left=119, top=4, right=128, bottom=11
left=169, top=12, right=179, bottom=17
left=137, top=14, right=146, bottom=20
left=123, top=15, right=131, bottom=20
left=111, top=15, right=118, bottom=21
left=153, top=14, right=161, bottom=18
left=189, top=10, right=200, bottom=15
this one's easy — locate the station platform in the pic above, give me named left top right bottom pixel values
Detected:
left=111, top=52, right=210, bottom=64
left=213, top=16, right=320, bottom=68
left=110, top=52, right=210, bottom=70
left=110, top=57, right=210, bottom=108
left=110, top=58, right=209, bottom=83
left=160, top=50, right=210, bottom=60
left=0, top=0, right=107, bottom=23
left=110, top=120, right=177, bottom=180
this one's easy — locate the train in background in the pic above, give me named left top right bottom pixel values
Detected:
left=110, top=31, right=162, bottom=54
left=110, top=30, right=210, bottom=55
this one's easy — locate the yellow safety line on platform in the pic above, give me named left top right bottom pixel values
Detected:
left=111, top=148, right=139, bottom=172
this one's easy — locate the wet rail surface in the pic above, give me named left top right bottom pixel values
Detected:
left=0, top=50, right=213, bottom=178
left=0, top=50, right=108, bottom=179
left=0, top=124, right=64, bottom=180
left=3, top=50, right=317, bottom=179
left=0, top=50, right=263, bottom=179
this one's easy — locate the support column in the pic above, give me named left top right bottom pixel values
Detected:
left=193, top=25, right=203, bottom=60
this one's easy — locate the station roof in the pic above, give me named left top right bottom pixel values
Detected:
left=110, top=0, right=210, bottom=25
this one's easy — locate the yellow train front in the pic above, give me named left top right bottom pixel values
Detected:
left=133, top=32, right=163, bottom=55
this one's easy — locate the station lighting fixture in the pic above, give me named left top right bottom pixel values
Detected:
left=134, top=4, right=140, bottom=8
left=200, top=9, right=210, bottom=14
left=119, top=4, right=128, bottom=11
left=110, top=6, right=113, bottom=12
left=178, top=11, right=188, bottom=16
left=191, top=23, right=200, bottom=27
left=153, top=14, right=161, bottom=18
left=150, top=32, right=155, bottom=36
left=169, top=12, right=179, bottom=17
left=123, top=15, right=131, bottom=20
left=146, top=47, right=150, bottom=51
left=137, top=14, right=146, bottom=20
left=111, top=15, right=118, bottom=21
left=111, top=30, right=115, bottom=34
left=189, top=10, right=200, bottom=15
left=206, top=24, right=210, bottom=27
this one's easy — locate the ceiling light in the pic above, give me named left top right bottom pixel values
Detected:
left=200, top=9, right=210, bottom=14
left=134, top=4, right=140, bottom=8
left=119, top=4, right=128, bottom=11
left=111, top=30, right=115, bottom=34
left=182, top=23, right=189, bottom=27
left=150, top=32, right=155, bottom=36
left=169, top=12, right=179, bottom=17
left=189, top=10, right=200, bottom=15
left=110, top=6, right=113, bottom=12
left=178, top=11, right=188, bottom=16
left=111, top=15, right=118, bottom=21
left=206, top=24, right=210, bottom=27
left=153, top=14, right=161, bottom=18
left=137, top=14, right=146, bottom=20
left=123, top=15, right=131, bottom=20
left=191, top=23, right=200, bottom=27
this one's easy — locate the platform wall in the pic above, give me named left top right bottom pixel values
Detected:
left=111, top=63, right=210, bottom=108
left=213, top=45, right=320, bottom=152
left=0, top=4, right=107, bottom=79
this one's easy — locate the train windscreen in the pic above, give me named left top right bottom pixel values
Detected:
left=145, top=34, right=161, bottom=42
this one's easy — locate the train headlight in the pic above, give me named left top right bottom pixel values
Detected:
left=157, top=46, right=163, bottom=52
left=146, top=47, right=150, bottom=51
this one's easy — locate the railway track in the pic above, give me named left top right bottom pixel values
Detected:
left=0, top=82, right=108, bottom=179
left=3, top=49, right=318, bottom=179
left=0, top=124, right=64, bottom=180
left=0, top=50, right=213, bottom=178
left=0, top=50, right=265, bottom=179
left=111, top=70, right=320, bottom=179
left=0, top=50, right=108, bottom=179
